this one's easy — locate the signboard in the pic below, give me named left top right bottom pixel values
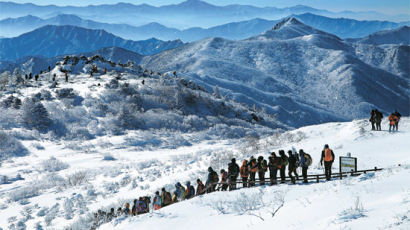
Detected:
left=339, top=156, right=357, bottom=173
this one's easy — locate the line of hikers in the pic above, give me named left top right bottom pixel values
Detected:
left=92, top=144, right=337, bottom=229
left=370, top=109, right=401, bottom=132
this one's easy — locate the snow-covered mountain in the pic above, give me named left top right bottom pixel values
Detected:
left=0, top=47, right=144, bottom=75
left=295, top=13, right=410, bottom=38
left=0, top=25, right=183, bottom=61
left=140, top=18, right=409, bottom=127
left=348, top=26, right=410, bottom=45
left=1, top=0, right=407, bottom=29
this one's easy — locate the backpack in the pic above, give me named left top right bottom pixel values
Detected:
left=281, top=155, right=289, bottom=166
left=304, top=154, right=312, bottom=166
left=165, top=192, right=172, bottom=203
left=324, top=149, right=333, bottom=162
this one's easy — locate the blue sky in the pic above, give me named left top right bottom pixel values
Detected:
left=4, top=0, right=410, bottom=15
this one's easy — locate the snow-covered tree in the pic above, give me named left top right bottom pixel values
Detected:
left=20, top=98, right=52, bottom=132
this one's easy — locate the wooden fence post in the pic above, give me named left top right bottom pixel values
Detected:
left=316, top=175, right=319, bottom=183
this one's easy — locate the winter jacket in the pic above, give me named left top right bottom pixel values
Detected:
left=196, top=182, right=205, bottom=195
left=250, top=160, right=258, bottom=173
left=240, top=161, right=249, bottom=178
left=288, top=154, right=297, bottom=169
left=185, top=184, right=195, bottom=199
left=228, top=162, right=240, bottom=178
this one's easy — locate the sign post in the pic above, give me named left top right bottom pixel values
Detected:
left=339, top=156, right=357, bottom=178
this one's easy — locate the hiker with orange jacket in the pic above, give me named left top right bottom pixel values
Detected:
left=388, top=112, right=398, bottom=132
left=240, top=160, right=249, bottom=187
left=320, top=144, right=335, bottom=180
left=249, top=156, right=258, bottom=187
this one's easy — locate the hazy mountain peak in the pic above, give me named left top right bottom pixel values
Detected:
left=273, top=17, right=303, bottom=30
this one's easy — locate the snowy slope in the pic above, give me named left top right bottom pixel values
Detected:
left=2, top=111, right=409, bottom=229
left=141, top=18, right=409, bottom=127
left=99, top=118, right=410, bottom=230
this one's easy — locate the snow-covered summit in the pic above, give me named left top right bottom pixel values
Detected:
left=252, top=17, right=340, bottom=41
left=353, top=26, right=410, bottom=45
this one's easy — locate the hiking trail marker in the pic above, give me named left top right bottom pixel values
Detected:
left=339, top=156, right=357, bottom=174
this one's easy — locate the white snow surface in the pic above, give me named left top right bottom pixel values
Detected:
left=1, top=115, right=409, bottom=229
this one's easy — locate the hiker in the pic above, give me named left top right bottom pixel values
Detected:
left=320, top=144, right=335, bottom=180
left=131, top=199, right=138, bottom=215
left=299, top=149, right=312, bottom=183
left=106, top=208, right=115, bottom=221
left=228, top=158, right=240, bottom=190
left=52, top=73, right=56, bottom=81
left=35, top=74, right=39, bottom=81
left=240, top=160, right=249, bottom=187
left=161, top=188, right=172, bottom=207
left=153, top=191, right=162, bottom=210
left=257, top=156, right=267, bottom=185
left=374, top=109, right=383, bottom=131
left=25, top=74, right=28, bottom=80
left=104, top=68, right=107, bottom=74
left=65, top=72, right=68, bottom=82
left=288, top=150, right=299, bottom=184
left=388, top=112, right=399, bottom=132
left=278, top=150, right=288, bottom=183
left=29, top=73, right=32, bottom=80
left=369, top=110, right=376, bottom=130
left=249, top=156, right=258, bottom=186
left=174, top=182, right=186, bottom=201
left=268, top=153, right=280, bottom=185
left=123, top=203, right=131, bottom=216
left=205, top=167, right=218, bottom=193
left=48, top=66, right=51, bottom=72
left=185, top=181, right=195, bottom=199
left=393, top=110, right=401, bottom=131
left=219, top=169, right=229, bottom=191
left=136, top=197, right=147, bottom=214
left=116, top=207, right=122, bottom=217
left=196, top=179, right=205, bottom=195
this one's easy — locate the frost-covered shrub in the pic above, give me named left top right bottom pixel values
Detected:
left=9, top=185, right=40, bottom=202
left=104, top=182, right=120, bottom=193
left=20, top=98, right=52, bottom=132
left=338, top=196, right=367, bottom=222
left=41, top=157, right=69, bottom=172
left=0, top=131, right=29, bottom=161
left=1, top=95, right=22, bottom=109
left=55, top=88, right=75, bottom=99
left=63, top=198, right=74, bottom=219
left=44, top=203, right=59, bottom=226
left=36, top=207, right=47, bottom=217
left=117, top=106, right=144, bottom=130
left=64, top=171, right=89, bottom=187
left=0, top=108, right=20, bottom=129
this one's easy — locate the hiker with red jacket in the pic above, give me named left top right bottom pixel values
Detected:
left=240, top=160, right=249, bottom=187
left=320, top=144, right=335, bottom=180
left=153, top=191, right=162, bottom=210
left=185, top=181, right=195, bottom=199
left=249, top=156, right=258, bottom=187
left=228, top=158, right=240, bottom=190
left=196, top=179, right=205, bottom=195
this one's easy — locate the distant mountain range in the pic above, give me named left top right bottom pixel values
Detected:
left=2, top=19, right=408, bottom=127
left=140, top=18, right=409, bottom=126
left=0, top=0, right=408, bottom=30
left=1, top=13, right=409, bottom=42
left=0, top=25, right=183, bottom=61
